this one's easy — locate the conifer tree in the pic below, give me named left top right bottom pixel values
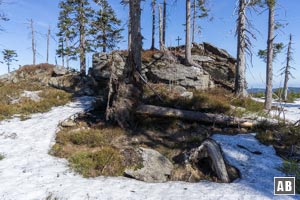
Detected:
left=56, top=0, right=94, bottom=74
left=91, top=0, right=123, bottom=53
left=1, top=49, right=18, bottom=73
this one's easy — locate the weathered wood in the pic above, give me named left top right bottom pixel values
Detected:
left=136, top=104, right=253, bottom=128
left=189, top=139, right=230, bottom=183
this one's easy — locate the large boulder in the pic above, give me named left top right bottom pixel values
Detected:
left=124, top=147, right=174, bottom=183
left=91, top=42, right=236, bottom=91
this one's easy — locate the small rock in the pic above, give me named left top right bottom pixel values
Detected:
left=60, top=120, right=76, bottom=128
left=180, top=91, right=193, bottom=99
left=173, top=85, right=187, bottom=94
left=153, top=52, right=164, bottom=59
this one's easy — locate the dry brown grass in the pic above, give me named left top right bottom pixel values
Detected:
left=17, top=63, right=54, bottom=75
left=0, top=81, right=72, bottom=120
left=143, top=83, right=232, bottom=114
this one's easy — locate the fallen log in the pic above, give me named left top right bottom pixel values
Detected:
left=135, top=104, right=254, bottom=128
left=189, top=139, right=230, bottom=183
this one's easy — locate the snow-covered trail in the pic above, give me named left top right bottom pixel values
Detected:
left=0, top=97, right=298, bottom=200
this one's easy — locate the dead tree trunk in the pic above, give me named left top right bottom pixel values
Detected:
left=189, top=139, right=230, bottom=183
left=46, top=25, right=50, bottom=64
left=151, top=0, right=156, bottom=50
left=282, top=34, right=292, bottom=101
left=136, top=104, right=254, bottom=128
left=163, top=0, right=166, bottom=46
left=192, top=0, right=196, bottom=43
left=30, top=19, right=36, bottom=65
left=105, top=0, right=143, bottom=129
left=185, top=0, right=192, bottom=65
left=235, top=0, right=248, bottom=97
left=265, top=2, right=275, bottom=110
left=159, top=4, right=164, bottom=50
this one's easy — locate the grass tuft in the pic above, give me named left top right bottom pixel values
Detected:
left=68, top=147, right=125, bottom=177
left=279, top=159, right=300, bottom=194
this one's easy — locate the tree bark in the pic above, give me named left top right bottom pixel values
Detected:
left=185, top=0, right=192, bottom=65
left=46, top=25, right=50, bottom=64
left=105, top=0, right=143, bottom=129
left=163, top=0, right=166, bottom=46
left=159, top=4, right=164, bottom=50
left=136, top=104, right=254, bottom=128
left=283, top=34, right=292, bottom=101
left=151, top=0, right=156, bottom=50
left=30, top=19, right=36, bottom=65
left=189, top=139, right=230, bottom=183
left=192, top=0, right=196, bottom=43
left=265, top=2, right=275, bottom=110
left=79, top=0, right=86, bottom=75
left=65, top=37, right=69, bottom=69
left=235, top=0, right=248, bottom=97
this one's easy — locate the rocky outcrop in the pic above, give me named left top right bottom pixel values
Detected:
left=0, top=64, right=95, bottom=96
left=91, top=42, right=236, bottom=91
left=124, top=147, right=174, bottom=183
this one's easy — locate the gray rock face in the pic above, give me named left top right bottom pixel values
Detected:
left=124, top=148, right=174, bottom=183
left=91, top=42, right=236, bottom=91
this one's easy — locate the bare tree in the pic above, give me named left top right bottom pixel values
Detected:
left=46, top=25, right=51, bottom=63
left=163, top=0, right=166, bottom=45
left=185, top=0, right=192, bottom=65
left=235, top=0, right=248, bottom=97
left=265, top=0, right=275, bottom=110
left=151, top=0, right=156, bottom=50
left=282, top=34, right=294, bottom=101
left=159, top=4, right=164, bottom=50
left=29, top=19, right=36, bottom=65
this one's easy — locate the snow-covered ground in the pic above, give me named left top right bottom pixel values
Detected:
left=0, top=97, right=299, bottom=200
left=253, top=98, right=300, bottom=122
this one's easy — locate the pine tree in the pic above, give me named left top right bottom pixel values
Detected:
left=192, top=0, right=209, bottom=43
left=56, top=0, right=94, bottom=74
left=1, top=49, right=18, bottom=73
left=91, top=0, right=123, bottom=53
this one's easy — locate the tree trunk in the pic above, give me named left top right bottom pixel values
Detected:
left=192, top=0, right=196, bottom=43
left=235, top=0, right=248, bottom=97
left=185, top=0, right=192, bottom=65
left=7, top=63, right=10, bottom=73
left=189, top=139, right=230, bottom=183
left=61, top=39, right=65, bottom=68
left=151, top=0, right=156, bottom=50
left=283, top=34, right=292, bottom=101
left=163, top=0, right=166, bottom=46
left=265, top=2, right=275, bottom=110
left=136, top=104, right=254, bottom=128
left=79, top=0, right=86, bottom=75
left=30, top=19, right=36, bottom=65
left=66, top=37, right=69, bottom=69
left=159, top=4, right=164, bottom=50
left=46, top=25, right=50, bottom=64
left=105, top=0, right=143, bottom=129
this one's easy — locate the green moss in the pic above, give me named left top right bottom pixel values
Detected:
left=68, top=147, right=125, bottom=177
left=0, top=154, right=4, bottom=160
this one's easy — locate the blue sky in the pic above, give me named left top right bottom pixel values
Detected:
left=0, top=0, right=299, bottom=88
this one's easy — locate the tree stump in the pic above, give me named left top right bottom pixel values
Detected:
left=189, top=138, right=230, bottom=183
